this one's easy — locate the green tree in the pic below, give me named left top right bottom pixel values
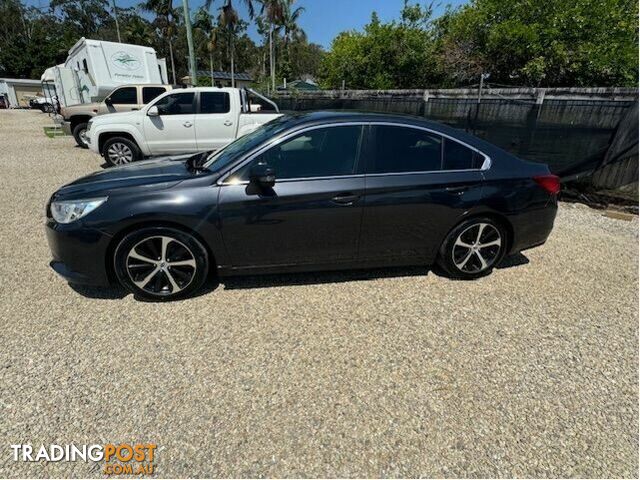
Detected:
left=319, top=3, right=441, bottom=89
left=436, top=0, right=639, bottom=87
left=140, top=0, right=180, bottom=83
left=277, top=0, right=304, bottom=80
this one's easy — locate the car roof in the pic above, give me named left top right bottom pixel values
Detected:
left=278, top=110, right=504, bottom=157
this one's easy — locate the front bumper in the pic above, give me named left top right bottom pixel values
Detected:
left=45, top=219, right=113, bottom=286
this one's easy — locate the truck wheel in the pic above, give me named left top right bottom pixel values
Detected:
left=72, top=123, right=89, bottom=148
left=102, top=137, right=141, bottom=167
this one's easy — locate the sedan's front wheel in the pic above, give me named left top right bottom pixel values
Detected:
left=114, top=228, right=209, bottom=301
left=437, top=217, right=507, bottom=279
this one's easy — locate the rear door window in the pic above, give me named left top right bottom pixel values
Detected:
left=142, top=87, right=167, bottom=104
left=442, top=138, right=485, bottom=170
left=200, top=92, right=231, bottom=114
left=370, top=125, right=442, bottom=173
left=108, top=87, right=137, bottom=105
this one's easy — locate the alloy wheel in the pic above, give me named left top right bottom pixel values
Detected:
left=125, top=236, right=197, bottom=296
left=452, top=222, right=502, bottom=274
left=107, top=142, right=134, bottom=165
left=78, top=128, right=89, bottom=146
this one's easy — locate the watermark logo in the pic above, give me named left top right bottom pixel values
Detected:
left=111, top=51, right=142, bottom=71
left=11, top=443, right=157, bottom=475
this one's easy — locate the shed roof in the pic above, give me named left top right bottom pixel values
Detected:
left=196, top=71, right=253, bottom=81
left=0, top=78, right=42, bottom=85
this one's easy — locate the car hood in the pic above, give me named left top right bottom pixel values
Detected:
left=53, top=156, right=209, bottom=200
left=90, top=110, right=140, bottom=124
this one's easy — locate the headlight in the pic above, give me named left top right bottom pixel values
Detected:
left=50, top=197, right=107, bottom=224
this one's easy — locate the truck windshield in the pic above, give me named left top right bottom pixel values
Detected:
left=203, top=116, right=291, bottom=172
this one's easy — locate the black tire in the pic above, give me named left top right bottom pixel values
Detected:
left=114, top=227, right=209, bottom=301
left=102, top=136, right=142, bottom=167
left=72, top=122, right=89, bottom=148
left=437, top=217, right=508, bottom=279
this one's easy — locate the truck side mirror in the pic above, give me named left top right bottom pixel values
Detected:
left=104, top=97, right=113, bottom=106
left=147, top=106, right=159, bottom=117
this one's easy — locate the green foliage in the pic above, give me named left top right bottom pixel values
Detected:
left=319, top=3, right=442, bottom=89
left=436, top=0, right=639, bottom=86
left=320, top=0, right=638, bottom=88
left=0, top=0, right=635, bottom=89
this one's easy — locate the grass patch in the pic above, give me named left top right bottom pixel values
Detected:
left=43, top=126, right=68, bottom=138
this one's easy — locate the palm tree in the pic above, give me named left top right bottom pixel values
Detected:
left=140, top=0, right=179, bottom=84
left=203, top=0, right=254, bottom=87
left=259, top=0, right=286, bottom=91
left=194, top=6, right=218, bottom=85
left=123, top=16, right=156, bottom=46
left=278, top=0, right=304, bottom=81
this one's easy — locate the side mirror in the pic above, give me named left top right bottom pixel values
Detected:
left=147, top=106, right=159, bottom=117
left=249, top=163, right=276, bottom=187
left=104, top=97, right=113, bottom=106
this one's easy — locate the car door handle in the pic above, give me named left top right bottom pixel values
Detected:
left=331, top=193, right=360, bottom=205
left=445, top=186, right=469, bottom=194
left=132, top=108, right=139, bottom=111
left=224, top=120, right=233, bottom=126
left=183, top=121, right=193, bottom=128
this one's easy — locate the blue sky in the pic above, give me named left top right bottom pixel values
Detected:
left=25, top=0, right=468, bottom=48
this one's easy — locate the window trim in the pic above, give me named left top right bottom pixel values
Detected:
left=217, top=121, right=491, bottom=185
left=366, top=122, right=491, bottom=177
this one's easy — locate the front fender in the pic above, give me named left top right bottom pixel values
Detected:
left=91, top=124, right=149, bottom=155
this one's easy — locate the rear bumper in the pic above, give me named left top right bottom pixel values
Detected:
left=45, top=220, right=113, bottom=286
left=508, top=201, right=558, bottom=254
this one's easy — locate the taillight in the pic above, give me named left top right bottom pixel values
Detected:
left=533, top=175, right=561, bottom=195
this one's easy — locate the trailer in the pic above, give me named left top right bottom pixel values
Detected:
left=43, top=38, right=169, bottom=109
left=0, top=78, right=43, bottom=108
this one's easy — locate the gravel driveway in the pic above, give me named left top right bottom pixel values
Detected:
left=0, top=110, right=637, bottom=478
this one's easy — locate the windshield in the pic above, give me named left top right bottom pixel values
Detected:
left=203, top=116, right=291, bottom=172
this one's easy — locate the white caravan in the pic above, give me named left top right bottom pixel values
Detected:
left=43, top=38, right=168, bottom=109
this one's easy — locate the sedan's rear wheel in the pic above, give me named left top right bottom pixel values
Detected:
left=114, top=228, right=209, bottom=300
left=437, top=217, right=507, bottom=279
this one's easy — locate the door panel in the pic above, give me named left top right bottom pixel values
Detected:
left=360, top=124, right=485, bottom=262
left=360, top=172, right=484, bottom=262
left=143, top=92, right=196, bottom=154
left=195, top=91, right=236, bottom=151
left=218, top=177, right=365, bottom=268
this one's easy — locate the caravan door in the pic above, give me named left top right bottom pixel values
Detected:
left=143, top=91, right=197, bottom=154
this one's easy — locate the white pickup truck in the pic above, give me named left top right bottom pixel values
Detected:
left=86, top=87, right=281, bottom=166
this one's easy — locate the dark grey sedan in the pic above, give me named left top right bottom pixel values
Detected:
left=46, top=112, right=559, bottom=300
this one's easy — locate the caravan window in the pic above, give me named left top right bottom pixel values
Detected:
left=82, top=59, right=88, bottom=74
left=109, top=87, right=137, bottom=105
